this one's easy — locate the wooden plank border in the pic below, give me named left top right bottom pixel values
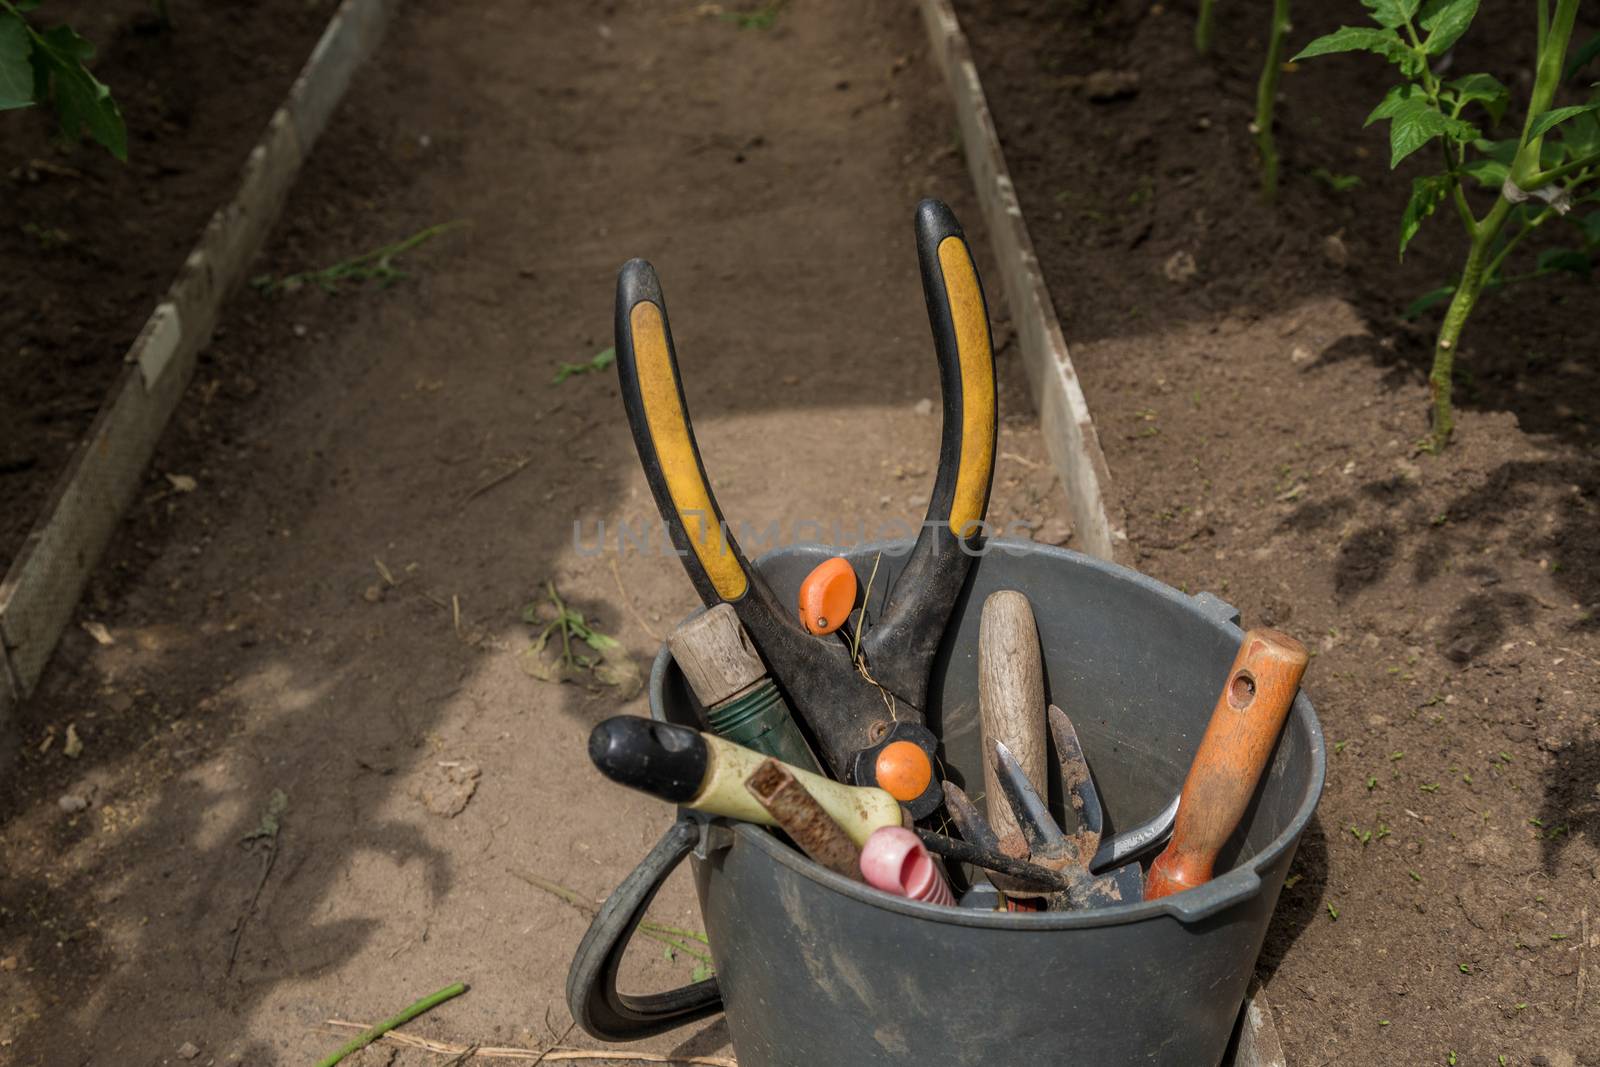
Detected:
left=916, top=0, right=1125, bottom=563
left=0, top=0, right=399, bottom=727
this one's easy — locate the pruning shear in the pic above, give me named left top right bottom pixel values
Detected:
left=612, top=199, right=997, bottom=818
left=943, top=706, right=1146, bottom=909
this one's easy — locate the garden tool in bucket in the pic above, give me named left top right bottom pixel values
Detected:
left=568, top=542, right=1324, bottom=1065
left=608, top=198, right=997, bottom=819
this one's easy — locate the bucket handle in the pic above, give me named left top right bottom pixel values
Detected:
left=566, top=815, right=724, bottom=1041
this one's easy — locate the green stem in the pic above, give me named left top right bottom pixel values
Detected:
left=1255, top=0, right=1292, bottom=202
left=637, top=927, right=714, bottom=966
left=1527, top=150, right=1600, bottom=188
left=639, top=920, right=711, bottom=944
left=1427, top=0, right=1579, bottom=451
left=1510, top=0, right=1581, bottom=190
left=1483, top=205, right=1554, bottom=280
left=1490, top=264, right=1563, bottom=288
left=315, top=983, right=468, bottom=1067
left=1449, top=179, right=1479, bottom=230
left=1428, top=197, right=1510, bottom=451
left=1195, top=0, right=1216, bottom=54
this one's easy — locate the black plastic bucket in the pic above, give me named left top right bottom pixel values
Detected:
left=570, top=540, right=1325, bottom=1066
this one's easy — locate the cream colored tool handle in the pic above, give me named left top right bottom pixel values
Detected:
left=978, top=590, right=1047, bottom=844
left=693, top=732, right=903, bottom=846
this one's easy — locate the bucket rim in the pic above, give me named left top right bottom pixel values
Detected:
left=648, top=538, right=1326, bottom=928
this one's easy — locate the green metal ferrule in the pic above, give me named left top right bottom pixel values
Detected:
left=705, top=680, right=823, bottom=776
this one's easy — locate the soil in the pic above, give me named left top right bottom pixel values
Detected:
left=0, top=0, right=335, bottom=572
left=0, top=0, right=1065, bottom=1063
left=956, top=1, right=1600, bottom=1064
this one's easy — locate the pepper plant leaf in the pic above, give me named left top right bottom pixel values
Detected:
left=1361, top=0, right=1421, bottom=30
left=1474, top=137, right=1518, bottom=164
left=1459, top=156, right=1508, bottom=189
left=1536, top=247, right=1592, bottom=277
left=1560, top=110, right=1600, bottom=163
left=1419, top=0, right=1480, bottom=56
left=1400, top=174, right=1450, bottom=257
left=1403, top=284, right=1457, bottom=319
left=1447, top=72, right=1509, bottom=125
left=1367, top=85, right=1478, bottom=166
left=1528, top=101, right=1600, bottom=140
left=0, top=11, right=33, bottom=110
left=1581, top=209, right=1600, bottom=246
left=27, top=21, right=125, bottom=158
left=1294, top=27, right=1412, bottom=68
left=1565, top=32, right=1600, bottom=83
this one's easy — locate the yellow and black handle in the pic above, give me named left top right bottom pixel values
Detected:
left=613, top=200, right=996, bottom=811
left=863, top=200, right=998, bottom=707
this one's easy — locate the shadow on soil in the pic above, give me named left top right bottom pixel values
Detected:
left=1538, top=731, right=1600, bottom=875
left=1254, top=813, right=1328, bottom=988
left=959, top=0, right=1600, bottom=453
left=1283, top=455, right=1600, bottom=663
left=0, top=0, right=1031, bottom=1060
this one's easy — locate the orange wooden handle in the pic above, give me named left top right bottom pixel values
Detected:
left=1145, top=628, right=1309, bottom=900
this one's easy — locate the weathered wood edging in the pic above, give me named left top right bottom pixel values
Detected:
left=916, top=0, right=1124, bottom=563
left=0, top=0, right=400, bottom=728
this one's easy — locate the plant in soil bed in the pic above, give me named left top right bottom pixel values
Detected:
left=1254, top=0, right=1294, bottom=201
left=1193, top=0, right=1296, bottom=200
left=1295, top=0, right=1600, bottom=452
left=0, top=0, right=125, bottom=159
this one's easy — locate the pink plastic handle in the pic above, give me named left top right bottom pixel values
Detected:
left=859, top=826, right=955, bottom=906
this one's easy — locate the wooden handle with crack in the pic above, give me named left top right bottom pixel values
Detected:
left=978, top=590, right=1047, bottom=846
left=1145, top=628, right=1309, bottom=900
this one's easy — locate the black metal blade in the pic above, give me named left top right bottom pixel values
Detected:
left=940, top=781, right=1003, bottom=854
left=992, top=740, right=1069, bottom=854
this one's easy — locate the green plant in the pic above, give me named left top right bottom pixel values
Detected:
left=1295, top=1, right=1600, bottom=451
left=518, top=582, right=641, bottom=697
left=1193, top=0, right=1294, bottom=199
left=1255, top=0, right=1294, bottom=200
left=1311, top=166, right=1363, bottom=192
left=252, top=221, right=464, bottom=294
left=0, top=0, right=125, bottom=159
left=554, top=345, right=616, bottom=384
left=719, top=0, right=787, bottom=31
left=1196, top=0, right=1217, bottom=53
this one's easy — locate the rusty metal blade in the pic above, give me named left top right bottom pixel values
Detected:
left=1047, top=704, right=1103, bottom=847
left=745, top=758, right=864, bottom=881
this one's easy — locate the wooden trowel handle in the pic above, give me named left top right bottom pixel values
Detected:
left=978, top=590, right=1047, bottom=844
left=1145, top=628, right=1309, bottom=901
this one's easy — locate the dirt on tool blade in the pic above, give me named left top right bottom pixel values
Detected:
left=0, top=0, right=1064, bottom=1063
left=957, top=1, right=1600, bottom=1065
